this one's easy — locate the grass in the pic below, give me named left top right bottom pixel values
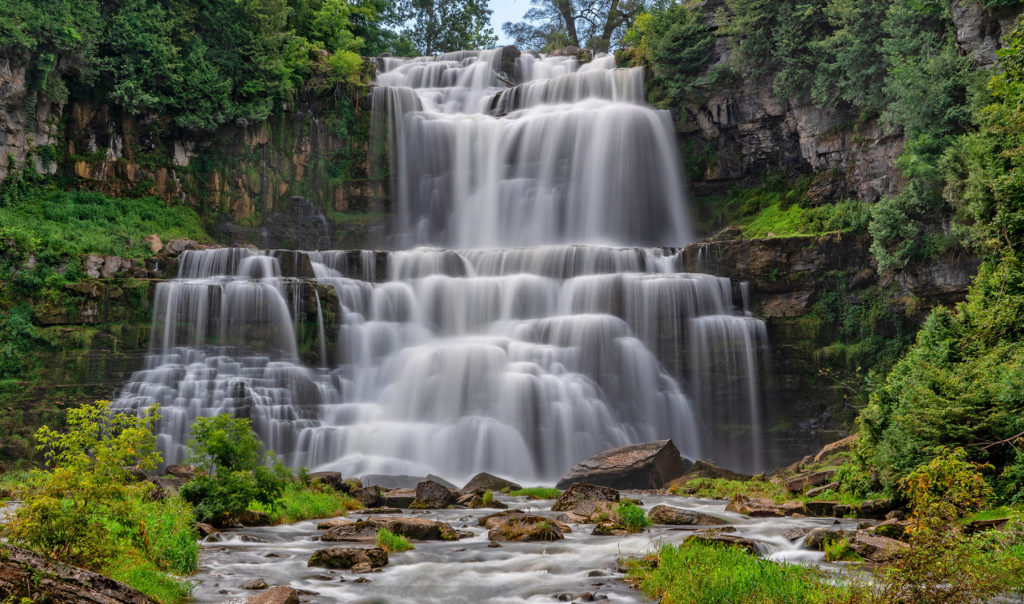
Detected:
left=673, top=478, right=788, bottom=502
left=823, top=538, right=863, bottom=562
left=964, top=505, right=1024, bottom=524
left=107, top=557, right=195, bottom=604
left=481, top=490, right=494, bottom=505
left=248, top=482, right=362, bottom=524
left=0, top=470, right=31, bottom=500
left=616, top=501, right=652, bottom=532
left=376, top=529, right=414, bottom=552
left=625, top=542, right=850, bottom=603
left=508, top=487, right=561, bottom=499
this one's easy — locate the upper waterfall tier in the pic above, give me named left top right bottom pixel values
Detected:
left=373, top=49, right=693, bottom=249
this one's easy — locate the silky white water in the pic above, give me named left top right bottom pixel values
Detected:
left=114, top=50, right=770, bottom=479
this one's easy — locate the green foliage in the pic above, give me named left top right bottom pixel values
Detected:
left=615, top=501, right=651, bottom=532
left=672, top=477, right=787, bottom=502
left=376, top=528, right=414, bottom=552
left=625, top=3, right=714, bottom=102
left=405, top=0, right=497, bottom=54
left=901, top=448, right=994, bottom=532
left=0, top=401, right=197, bottom=603
left=508, top=487, right=561, bottom=499
left=248, top=481, right=362, bottom=524
left=823, top=537, right=862, bottom=562
left=179, top=415, right=290, bottom=525
left=625, top=542, right=850, bottom=603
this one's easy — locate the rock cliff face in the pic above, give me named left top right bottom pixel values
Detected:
left=677, top=0, right=1019, bottom=204
left=0, top=58, right=60, bottom=181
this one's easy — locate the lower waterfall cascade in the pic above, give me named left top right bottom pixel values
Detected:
left=113, top=49, right=773, bottom=480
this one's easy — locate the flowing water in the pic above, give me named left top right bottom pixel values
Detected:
left=114, top=49, right=771, bottom=481
left=191, top=494, right=855, bottom=604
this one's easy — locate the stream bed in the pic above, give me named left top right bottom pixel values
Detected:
left=194, top=493, right=857, bottom=603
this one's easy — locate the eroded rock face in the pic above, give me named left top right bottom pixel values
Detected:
left=307, top=547, right=389, bottom=570
left=555, top=440, right=690, bottom=490
left=0, top=545, right=152, bottom=603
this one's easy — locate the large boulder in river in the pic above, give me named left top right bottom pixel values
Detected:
left=556, top=440, right=690, bottom=490
left=551, top=483, right=620, bottom=521
left=248, top=586, right=299, bottom=604
left=322, top=516, right=461, bottom=541
left=484, top=512, right=565, bottom=542
left=848, top=531, right=910, bottom=562
left=0, top=545, right=151, bottom=603
left=648, top=504, right=726, bottom=526
left=724, top=493, right=784, bottom=517
left=411, top=480, right=458, bottom=508
left=461, top=472, right=522, bottom=493
left=308, top=547, right=389, bottom=570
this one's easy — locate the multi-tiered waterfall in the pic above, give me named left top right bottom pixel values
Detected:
left=114, top=49, right=771, bottom=479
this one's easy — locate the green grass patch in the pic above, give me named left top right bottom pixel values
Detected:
left=248, top=482, right=362, bottom=524
left=823, top=538, right=863, bottom=562
left=673, top=478, right=788, bottom=502
left=964, top=505, right=1024, bottom=524
left=508, top=487, right=562, bottom=500
left=107, top=557, right=195, bottom=604
left=376, top=528, right=414, bottom=552
left=625, top=542, right=850, bottom=603
left=616, top=501, right=652, bottom=532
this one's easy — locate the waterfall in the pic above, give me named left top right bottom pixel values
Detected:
left=114, top=50, right=772, bottom=479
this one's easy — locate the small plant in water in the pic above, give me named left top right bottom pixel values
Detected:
left=376, top=529, right=413, bottom=553
left=509, top=487, right=561, bottom=499
left=481, top=491, right=494, bottom=505
left=616, top=501, right=652, bottom=532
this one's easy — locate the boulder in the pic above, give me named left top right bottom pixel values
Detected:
left=647, top=504, right=725, bottom=526
left=803, top=527, right=849, bottom=550
left=242, top=578, right=269, bottom=590
left=194, top=522, right=218, bottom=538
left=848, top=531, right=910, bottom=562
left=321, top=516, right=460, bottom=541
left=833, top=504, right=856, bottom=518
left=781, top=501, right=809, bottom=516
left=308, top=472, right=347, bottom=492
left=351, top=486, right=382, bottom=508
left=480, top=510, right=572, bottom=533
left=871, top=519, right=910, bottom=540
left=308, top=547, right=389, bottom=570
left=805, top=483, right=840, bottom=498
left=456, top=489, right=507, bottom=509
left=360, top=474, right=458, bottom=490
left=555, top=440, right=690, bottom=490
left=858, top=499, right=896, bottom=520
left=411, top=480, right=458, bottom=508
left=668, top=460, right=752, bottom=490
left=725, top=494, right=784, bottom=517
left=165, top=238, right=197, bottom=254
left=783, top=527, right=810, bottom=541
left=237, top=509, right=272, bottom=527
left=248, top=586, right=299, bottom=604
left=461, top=472, right=522, bottom=493
left=804, top=500, right=838, bottom=517
left=485, top=512, right=565, bottom=542
left=381, top=488, right=416, bottom=508
left=684, top=533, right=762, bottom=554
left=551, top=483, right=620, bottom=519
left=813, top=434, right=858, bottom=464
left=317, top=517, right=354, bottom=530
left=785, top=469, right=838, bottom=493
left=143, top=234, right=163, bottom=254
left=0, top=545, right=151, bottom=603
left=164, top=464, right=196, bottom=480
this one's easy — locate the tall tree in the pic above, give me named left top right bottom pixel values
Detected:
left=405, top=0, right=497, bottom=54
left=502, top=0, right=646, bottom=52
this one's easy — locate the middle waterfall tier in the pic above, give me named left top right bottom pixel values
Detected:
left=114, top=245, right=770, bottom=481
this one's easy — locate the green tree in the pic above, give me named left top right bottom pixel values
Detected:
left=502, top=0, right=646, bottom=51
left=405, top=0, right=497, bottom=54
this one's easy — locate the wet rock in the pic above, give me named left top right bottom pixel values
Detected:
left=488, top=541, right=501, bottom=548
left=848, top=531, right=910, bottom=562
left=247, top=585, right=299, bottom=604
left=360, top=474, right=458, bottom=490
left=695, top=526, right=737, bottom=535
left=591, top=522, right=628, bottom=536
left=352, top=486, right=382, bottom=508
left=322, top=516, right=460, bottom=541
left=480, top=510, right=572, bottom=533
left=648, top=504, right=724, bottom=526
left=194, top=522, right=219, bottom=538
left=802, top=527, right=849, bottom=550
left=317, top=517, right=354, bottom=530
left=833, top=504, right=856, bottom=518
left=684, top=532, right=761, bottom=554
left=871, top=519, right=910, bottom=540
left=411, top=480, right=458, bottom=508
left=308, top=547, right=389, bottom=570
left=587, top=570, right=607, bottom=577
left=781, top=501, right=809, bottom=516
left=785, top=469, right=837, bottom=493
left=456, top=488, right=507, bottom=509
left=351, top=562, right=373, bottom=573
left=166, top=238, right=198, bottom=254
left=555, top=439, right=690, bottom=490
left=487, top=513, right=565, bottom=542
left=381, top=488, right=416, bottom=508
left=551, top=483, right=620, bottom=519
left=804, top=500, right=838, bottom=517
left=725, top=494, right=784, bottom=517
left=354, top=507, right=402, bottom=514
left=238, top=510, right=272, bottom=527
left=783, top=527, right=810, bottom=541
left=242, top=578, right=268, bottom=590
left=461, top=472, right=522, bottom=493
left=0, top=544, right=152, bottom=603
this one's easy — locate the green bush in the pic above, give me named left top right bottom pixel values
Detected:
left=179, top=415, right=290, bottom=525
left=249, top=481, right=361, bottom=524
left=508, top=487, right=561, bottom=499
left=376, top=528, right=414, bottom=552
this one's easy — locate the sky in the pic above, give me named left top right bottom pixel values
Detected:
left=489, top=0, right=529, bottom=45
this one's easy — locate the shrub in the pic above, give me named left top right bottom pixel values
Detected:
left=823, top=537, right=862, bottom=562
left=901, top=448, right=993, bottom=533
left=376, top=528, right=414, bottom=552
left=249, top=481, right=361, bottom=524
